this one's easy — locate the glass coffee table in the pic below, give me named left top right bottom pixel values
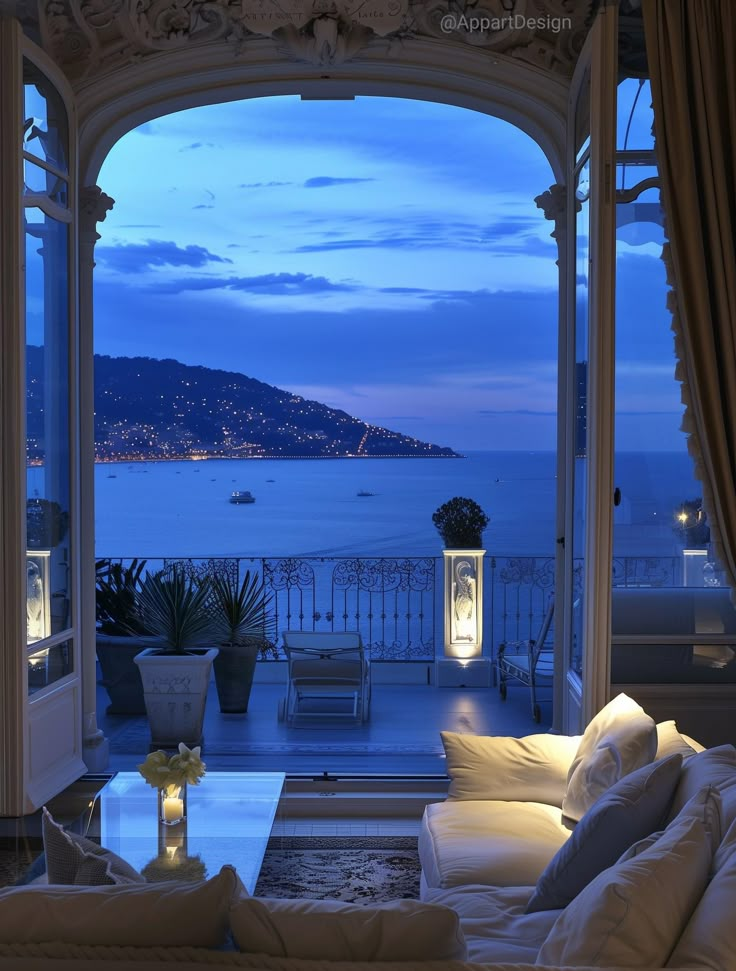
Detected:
left=94, top=771, right=285, bottom=893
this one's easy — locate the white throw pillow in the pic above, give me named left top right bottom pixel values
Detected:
left=0, top=865, right=239, bottom=948
left=562, top=693, right=657, bottom=822
left=536, top=786, right=721, bottom=968
left=42, top=807, right=145, bottom=885
left=655, top=720, right=698, bottom=761
left=441, top=731, right=580, bottom=805
left=230, top=896, right=467, bottom=961
left=527, top=754, right=683, bottom=912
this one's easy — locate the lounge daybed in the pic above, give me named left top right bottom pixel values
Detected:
left=2, top=693, right=735, bottom=970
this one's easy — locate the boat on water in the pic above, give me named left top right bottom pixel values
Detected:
left=230, top=490, right=256, bottom=504
left=357, top=490, right=376, bottom=497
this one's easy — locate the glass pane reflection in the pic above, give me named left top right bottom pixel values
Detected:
left=23, top=60, right=69, bottom=173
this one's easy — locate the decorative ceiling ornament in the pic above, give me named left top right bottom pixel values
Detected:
left=30, top=0, right=593, bottom=84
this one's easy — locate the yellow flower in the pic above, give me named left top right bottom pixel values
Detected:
left=137, top=743, right=205, bottom=789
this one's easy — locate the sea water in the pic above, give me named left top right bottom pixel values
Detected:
left=85, top=450, right=702, bottom=560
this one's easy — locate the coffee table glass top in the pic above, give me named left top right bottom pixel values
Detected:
left=96, top=771, right=285, bottom=893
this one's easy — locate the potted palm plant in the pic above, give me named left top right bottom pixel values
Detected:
left=134, top=565, right=218, bottom=749
left=95, top=558, right=152, bottom=714
left=209, top=569, right=277, bottom=713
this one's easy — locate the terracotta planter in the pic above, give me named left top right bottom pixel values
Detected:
left=134, top=647, right=218, bottom=749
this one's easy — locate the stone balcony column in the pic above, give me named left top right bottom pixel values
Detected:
left=535, top=183, right=567, bottom=735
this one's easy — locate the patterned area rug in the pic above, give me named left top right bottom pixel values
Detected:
left=254, top=837, right=421, bottom=902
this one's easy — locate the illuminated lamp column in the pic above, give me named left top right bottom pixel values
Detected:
left=443, top=550, right=485, bottom=658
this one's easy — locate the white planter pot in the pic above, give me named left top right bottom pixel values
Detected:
left=443, top=549, right=485, bottom=658
left=134, top=647, right=218, bottom=749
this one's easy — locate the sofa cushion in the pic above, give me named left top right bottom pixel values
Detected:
left=230, top=896, right=467, bottom=961
left=666, top=744, right=736, bottom=830
left=0, top=865, right=240, bottom=948
left=536, top=786, right=720, bottom=968
left=423, top=884, right=560, bottom=965
left=42, top=807, right=145, bottom=886
left=440, top=731, right=580, bottom=806
left=420, top=800, right=571, bottom=890
left=655, top=720, right=698, bottom=761
left=667, top=816, right=736, bottom=969
left=527, top=753, right=683, bottom=913
left=562, top=692, right=657, bottom=822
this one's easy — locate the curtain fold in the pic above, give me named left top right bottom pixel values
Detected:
left=642, top=0, right=736, bottom=593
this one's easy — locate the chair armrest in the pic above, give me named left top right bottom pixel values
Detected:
left=441, top=731, right=581, bottom=806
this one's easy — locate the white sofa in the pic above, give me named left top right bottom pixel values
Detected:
left=420, top=694, right=736, bottom=970
left=3, top=694, right=736, bottom=971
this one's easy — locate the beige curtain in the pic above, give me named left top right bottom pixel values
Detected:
left=642, top=0, right=736, bottom=593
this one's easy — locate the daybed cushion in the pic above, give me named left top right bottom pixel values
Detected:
left=536, top=786, right=721, bottom=968
left=42, top=807, right=145, bottom=886
left=420, top=800, right=571, bottom=890
left=230, top=896, right=467, bottom=961
left=527, top=753, right=683, bottom=912
left=440, top=732, right=580, bottom=806
left=0, top=865, right=239, bottom=948
left=423, top=884, right=560, bottom=965
left=562, top=692, right=657, bottom=822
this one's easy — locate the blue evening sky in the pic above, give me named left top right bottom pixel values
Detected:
left=95, top=95, right=684, bottom=452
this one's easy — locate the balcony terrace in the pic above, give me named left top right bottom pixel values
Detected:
left=96, top=552, right=735, bottom=775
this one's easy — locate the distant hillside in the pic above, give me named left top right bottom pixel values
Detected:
left=26, top=348, right=458, bottom=461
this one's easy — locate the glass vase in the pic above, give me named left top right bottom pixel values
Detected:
left=159, top=782, right=187, bottom=826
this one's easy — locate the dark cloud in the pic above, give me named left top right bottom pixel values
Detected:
left=145, top=272, right=360, bottom=296
left=303, top=177, right=376, bottom=188
left=95, top=240, right=233, bottom=272
left=179, top=142, right=215, bottom=152
left=192, top=204, right=214, bottom=210
left=239, top=181, right=293, bottom=189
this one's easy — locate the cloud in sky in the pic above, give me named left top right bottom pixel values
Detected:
left=239, top=181, right=293, bottom=188
left=96, top=239, right=232, bottom=272
left=143, top=271, right=360, bottom=296
left=303, top=176, right=377, bottom=188
left=179, top=142, right=215, bottom=151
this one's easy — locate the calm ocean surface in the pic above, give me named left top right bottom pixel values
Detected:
left=86, top=450, right=702, bottom=560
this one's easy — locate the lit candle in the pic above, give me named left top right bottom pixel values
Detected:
left=163, top=795, right=183, bottom=823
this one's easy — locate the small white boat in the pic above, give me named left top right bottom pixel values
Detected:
left=230, top=490, right=256, bottom=504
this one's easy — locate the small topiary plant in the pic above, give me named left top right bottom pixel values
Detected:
left=432, top=496, right=489, bottom=548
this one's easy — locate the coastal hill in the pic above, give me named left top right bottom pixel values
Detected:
left=64, top=352, right=458, bottom=461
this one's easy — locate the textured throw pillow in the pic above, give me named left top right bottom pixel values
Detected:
left=666, top=744, right=736, bottom=828
left=536, top=786, right=721, bottom=968
left=527, top=753, right=683, bottom=913
left=42, top=807, right=145, bottom=886
left=230, top=896, right=467, bottom=961
left=440, top=731, right=581, bottom=805
left=668, top=816, right=736, bottom=969
left=0, top=865, right=240, bottom=948
left=562, top=692, right=657, bottom=822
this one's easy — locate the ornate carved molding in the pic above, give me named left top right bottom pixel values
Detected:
left=535, top=182, right=568, bottom=265
left=79, top=186, right=114, bottom=265
left=30, top=0, right=593, bottom=85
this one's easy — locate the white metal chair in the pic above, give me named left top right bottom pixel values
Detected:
left=497, top=598, right=554, bottom=723
left=278, top=631, right=371, bottom=725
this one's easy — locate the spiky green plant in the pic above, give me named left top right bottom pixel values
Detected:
left=95, top=558, right=148, bottom=636
left=209, top=570, right=276, bottom=651
left=137, top=566, right=214, bottom=653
